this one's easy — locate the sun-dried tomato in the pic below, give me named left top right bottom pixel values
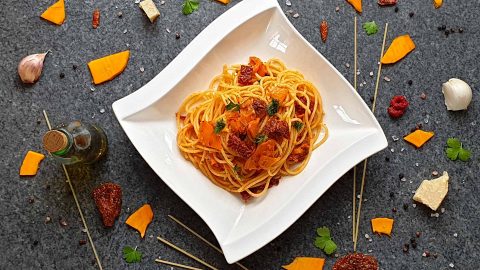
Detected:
left=92, top=183, right=122, bottom=227
left=227, top=134, right=255, bottom=159
left=92, top=9, right=100, bottom=29
left=287, top=142, right=310, bottom=163
left=252, top=98, right=267, bottom=119
left=238, top=65, right=254, bottom=86
left=263, top=116, right=289, bottom=141
left=295, top=96, right=315, bottom=117
left=333, top=253, right=379, bottom=270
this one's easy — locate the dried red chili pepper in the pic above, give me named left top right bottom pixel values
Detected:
left=388, top=95, right=409, bottom=118
left=92, top=183, right=122, bottom=227
left=92, top=9, right=100, bottom=29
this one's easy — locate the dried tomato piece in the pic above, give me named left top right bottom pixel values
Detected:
left=92, top=9, right=100, bottom=29
left=287, top=142, right=310, bottom=163
left=238, top=65, right=254, bottom=86
left=388, top=106, right=405, bottom=118
left=378, top=0, right=397, bottom=6
left=263, top=116, right=289, bottom=141
left=227, top=134, right=255, bottom=159
left=333, top=253, right=379, bottom=270
left=92, top=183, right=122, bottom=227
left=252, top=98, right=267, bottom=119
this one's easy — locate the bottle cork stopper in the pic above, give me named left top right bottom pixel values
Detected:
left=43, top=130, right=68, bottom=153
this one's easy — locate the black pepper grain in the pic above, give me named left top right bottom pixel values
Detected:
left=409, top=12, right=414, bottom=17
left=385, top=156, right=390, bottom=162
left=59, top=72, right=65, bottom=79
left=445, top=30, right=450, bottom=36
left=450, top=28, right=455, bottom=33
left=403, top=203, right=409, bottom=210
left=441, top=25, right=446, bottom=30
left=410, top=237, right=416, bottom=244
left=403, top=243, right=409, bottom=252
left=408, top=80, right=413, bottom=85
left=370, top=96, right=374, bottom=102
left=433, top=253, right=438, bottom=258
left=28, top=196, right=35, bottom=204
left=416, top=231, right=421, bottom=238
left=399, top=173, right=404, bottom=180
left=412, top=242, right=417, bottom=249
left=394, top=7, right=399, bottom=12
left=33, top=240, right=39, bottom=246
left=390, top=191, right=395, bottom=198
left=79, top=239, right=87, bottom=245
left=437, top=26, right=443, bottom=31
left=72, top=65, right=77, bottom=70
left=392, top=207, right=397, bottom=213
left=459, top=28, right=464, bottom=33
left=424, top=251, right=430, bottom=257
left=175, top=33, right=180, bottom=39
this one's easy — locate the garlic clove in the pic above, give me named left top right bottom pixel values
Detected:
left=442, top=78, right=472, bottom=111
left=18, top=52, right=48, bottom=84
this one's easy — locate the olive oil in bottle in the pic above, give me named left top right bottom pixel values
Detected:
left=42, top=121, right=108, bottom=165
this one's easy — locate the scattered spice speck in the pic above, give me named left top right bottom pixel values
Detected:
left=293, top=13, right=299, bottom=18
left=345, top=63, right=350, bottom=68
left=72, top=64, right=77, bottom=70
left=59, top=72, right=65, bottom=79
left=123, top=29, right=128, bottom=34
left=117, top=11, right=123, bottom=18
left=92, top=9, right=100, bottom=29
left=59, top=218, right=68, bottom=227
left=432, top=171, right=439, bottom=176
left=394, top=6, right=399, bottom=12
left=79, top=239, right=87, bottom=245
left=409, top=12, right=414, bottom=17
left=384, top=76, right=391, bottom=82
left=160, top=0, right=165, bottom=4
left=140, top=67, right=145, bottom=73
left=453, top=233, right=458, bottom=237
left=369, top=71, right=374, bottom=77
left=100, top=108, right=106, bottom=114
left=392, top=135, right=399, bottom=141
left=45, top=216, right=52, bottom=223
left=403, top=203, right=408, bottom=210
left=416, top=231, right=421, bottom=238
left=335, top=6, right=340, bottom=12
left=420, top=93, right=427, bottom=100
left=403, top=243, right=409, bottom=252
left=166, top=28, right=171, bottom=33
left=285, top=0, right=291, bottom=6
left=175, top=32, right=181, bottom=39
left=449, top=263, right=454, bottom=268
left=28, top=196, right=35, bottom=204
left=135, top=0, right=141, bottom=3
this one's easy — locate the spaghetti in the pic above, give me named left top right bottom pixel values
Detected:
left=176, top=57, right=328, bottom=201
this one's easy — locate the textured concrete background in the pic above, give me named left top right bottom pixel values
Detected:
left=0, top=0, right=479, bottom=269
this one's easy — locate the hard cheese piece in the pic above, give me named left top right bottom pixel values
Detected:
left=346, top=0, right=362, bottom=13
left=20, top=151, right=45, bottom=176
left=139, top=0, right=160, bottom=23
left=40, top=0, right=66, bottom=25
left=413, top=171, right=449, bottom=211
left=126, top=204, right=153, bottom=238
left=283, top=257, right=325, bottom=270
left=371, top=218, right=394, bottom=236
left=404, top=129, right=434, bottom=148
left=87, top=50, right=130, bottom=85
left=381, top=35, right=416, bottom=64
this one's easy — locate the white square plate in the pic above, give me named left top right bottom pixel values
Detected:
left=112, top=0, right=387, bottom=263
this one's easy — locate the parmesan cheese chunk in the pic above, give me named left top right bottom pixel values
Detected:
left=413, top=171, right=449, bottom=211
left=139, top=0, right=160, bottom=23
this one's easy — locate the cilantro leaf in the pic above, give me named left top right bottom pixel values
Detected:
left=123, top=246, right=142, bottom=263
left=363, top=21, right=378, bottom=35
left=314, top=226, right=337, bottom=255
left=182, top=0, right=199, bottom=15
left=458, top=148, right=471, bottom=161
left=214, top=118, right=225, bottom=134
left=267, top=99, right=279, bottom=116
left=255, top=134, right=268, bottom=144
left=447, top=138, right=461, bottom=149
left=314, top=236, right=329, bottom=249
left=226, top=100, right=240, bottom=112
left=323, top=240, right=337, bottom=255
left=446, top=147, right=459, bottom=161
left=292, top=121, right=304, bottom=131
left=316, top=226, right=330, bottom=238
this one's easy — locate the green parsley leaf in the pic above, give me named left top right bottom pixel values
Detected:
left=233, top=165, right=241, bottom=174
left=267, top=99, right=279, bottom=116
left=363, top=21, right=378, bottom=36
left=314, top=226, right=337, bottom=255
left=214, top=118, right=225, bottom=134
left=182, top=0, right=199, bottom=15
left=226, top=100, right=240, bottom=112
left=255, top=134, right=268, bottom=144
left=447, top=138, right=461, bottom=149
left=446, top=147, right=459, bottom=161
left=123, top=246, right=142, bottom=263
left=458, top=148, right=471, bottom=162
left=292, top=121, right=304, bottom=131
left=316, top=226, right=330, bottom=238
left=446, top=138, right=471, bottom=162
left=323, top=240, right=337, bottom=255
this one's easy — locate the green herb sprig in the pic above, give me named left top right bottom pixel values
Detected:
left=182, top=0, right=199, bottom=15
left=363, top=21, right=378, bottom=35
left=267, top=99, right=279, bottom=116
left=214, top=119, right=225, bottom=134
left=314, top=226, right=337, bottom=255
left=292, top=121, right=304, bottom=131
left=226, top=100, right=240, bottom=112
left=446, top=138, right=471, bottom=161
left=255, top=134, right=268, bottom=144
left=123, top=246, right=142, bottom=263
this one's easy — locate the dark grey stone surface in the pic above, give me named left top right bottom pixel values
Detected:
left=1, top=0, right=479, bottom=269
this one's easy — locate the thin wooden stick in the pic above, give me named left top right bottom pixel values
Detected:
left=353, top=23, right=389, bottom=252
left=168, top=215, right=249, bottom=270
left=352, top=16, right=358, bottom=244
left=155, top=259, right=204, bottom=270
left=42, top=110, right=103, bottom=269
left=157, top=236, right=219, bottom=270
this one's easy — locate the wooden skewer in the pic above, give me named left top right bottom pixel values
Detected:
left=42, top=110, right=103, bottom=270
left=157, top=236, right=219, bottom=270
left=352, top=16, right=358, bottom=244
left=168, top=215, right=249, bottom=270
left=353, top=23, right=389, bottom=252
left=155, top=259, right=204, bottom=270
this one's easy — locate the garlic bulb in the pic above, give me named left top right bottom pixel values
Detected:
left=442, top=78, right=472, bottom=111
left=18, top=52, right=48, bottom=84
